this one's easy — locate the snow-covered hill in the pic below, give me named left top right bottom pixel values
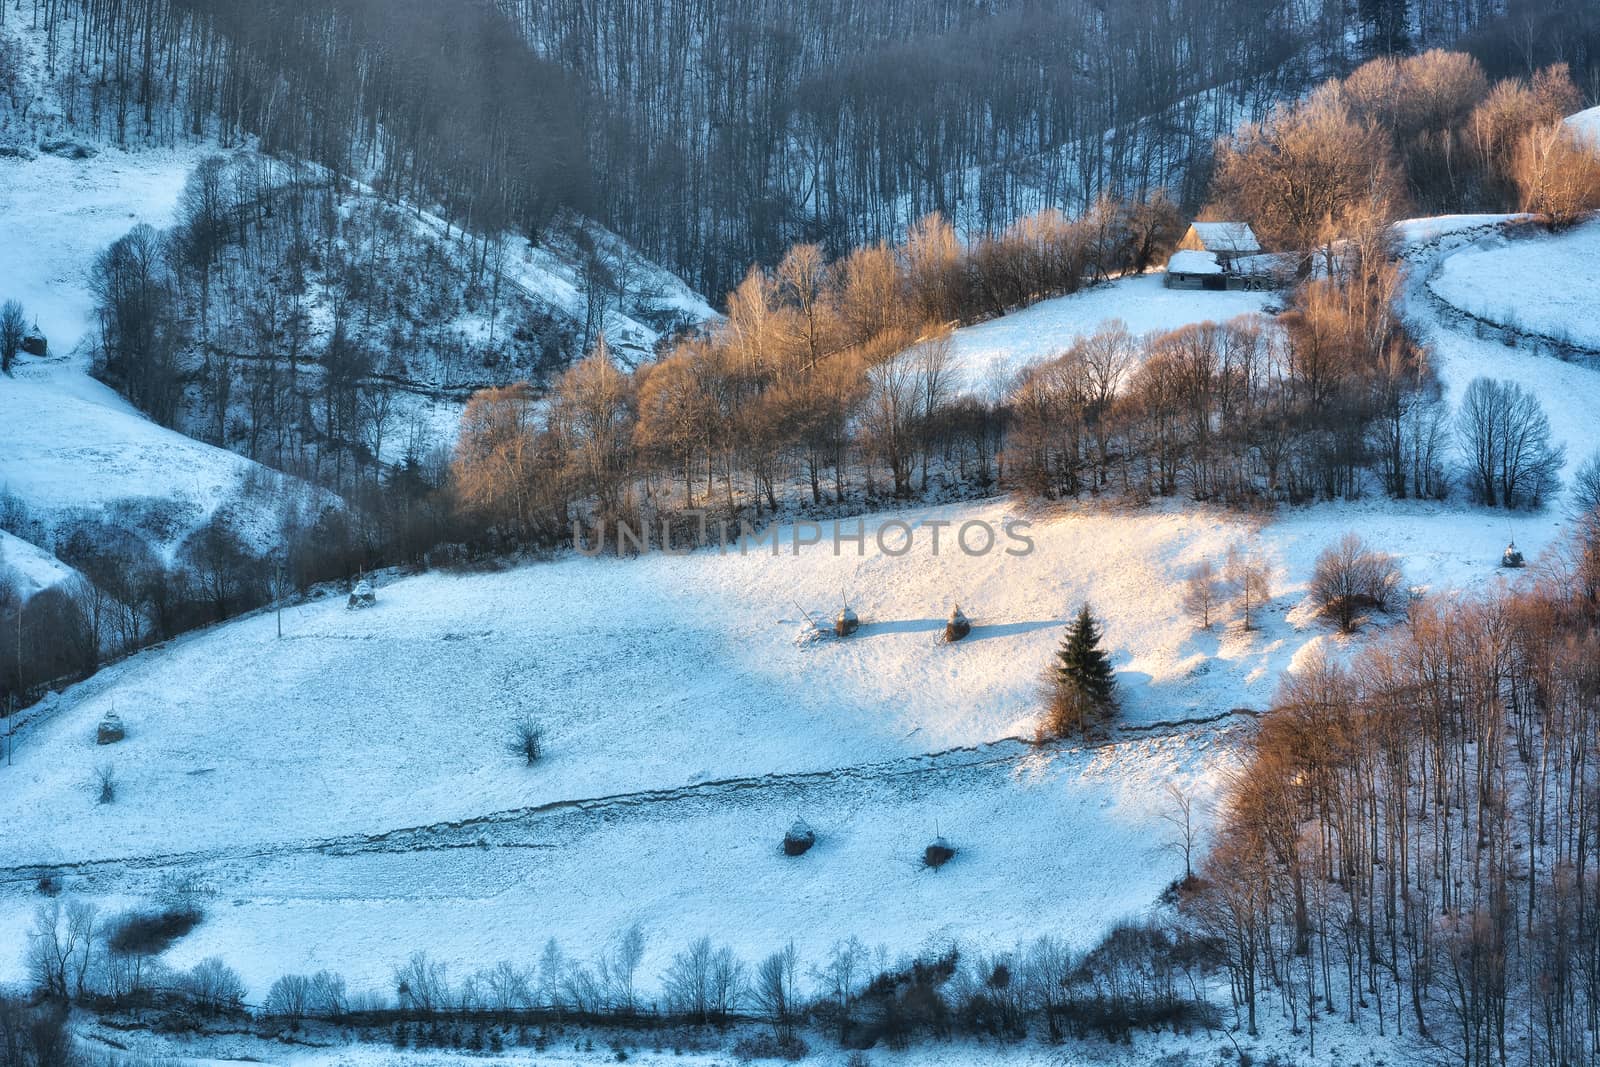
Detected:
left=1428, top=217, right=1600, bottom=351
left=946, top=272, right=1276, bottom=394
left=3, top=204, right=1597, bottom=1011
left=0, top=143, right=303, bottom=556
left=0, top=19, right=713, bottom=558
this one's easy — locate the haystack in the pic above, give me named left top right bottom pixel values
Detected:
left=1502, top=542, right=1525, bottom=568
left=21, top=328, right=47, bottom=357
left=347, top=579, right=377, bottom=609
left=943, top=605, right=971, bottom=643
left=96, top=712, right=125, bottom=745
left=783, top=819, right=816, bottom=856
left=834, top=605, right=859, bottom=637
left=923, top=836, right=956, bottom=869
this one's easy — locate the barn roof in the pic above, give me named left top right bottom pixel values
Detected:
left=1186, top=222, right=1261, bottom=254
left=1168, top=249, right=1221, bottom=275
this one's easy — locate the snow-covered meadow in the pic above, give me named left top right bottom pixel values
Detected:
left=1, top=139, right=1598, bottom=1044
left=1427, top=217, right=1600, bottom=350
left=945, top=273, right=1276, bottom=394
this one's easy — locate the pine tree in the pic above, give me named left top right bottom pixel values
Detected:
left=1054, top=606, right=1116, bottom=710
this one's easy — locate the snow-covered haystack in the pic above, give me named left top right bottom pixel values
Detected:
left=782, top=819, right=816, bottom=856
left=96, top=712, right=125, bottom=745
left=923, top=836, right=956, bottom=869
left=834, top=605, right=860, bottom=638
left=1502, top=542, right=1525, bottom=568
left=347, top=580, right=376, bottom=610
left=943, top=605, right=972, bottom=643
left=21, top=327, right=47, bottom=357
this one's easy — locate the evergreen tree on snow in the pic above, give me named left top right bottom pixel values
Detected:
left=1054, top=606, right=1116, bottom=709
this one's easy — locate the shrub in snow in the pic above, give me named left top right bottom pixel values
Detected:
left=923, top=837, right=956, bottom=869
left=943, top=605, right=971, bottom=643
left=38, top=139, right=97, bottom=160
left=105, top=904, right=205, bottom=957
left=93, top=763, right=118, bottom=804
left=507, top=717, right=545, bottom=765
left=782, top=820, right=816, bottom=856
left=347, top=579, right=377, bottom=609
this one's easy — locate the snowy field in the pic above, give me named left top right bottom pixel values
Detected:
left=1427, top=217, right=1600, bottom=349
left=946, top=272, right=1276, bottom=394
left=1, top=124, right=1597, bottom=1040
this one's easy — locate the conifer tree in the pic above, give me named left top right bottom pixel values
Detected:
left=1053, top=605, right=1117, bottom=713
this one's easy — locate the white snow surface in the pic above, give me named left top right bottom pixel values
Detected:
left=1566, top=104, right=1600, bottom=146
left=945, top=272, right=1275, bottom=395
left=0, top=528, right=77, bottom=597
left=1427, top=217, right=1600, bottom=350
left=0, top=146, right=200, bottom=357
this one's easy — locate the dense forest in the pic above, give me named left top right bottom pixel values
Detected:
left=500, top=0, right=1600, bottom=290
left=7, top=0, right=1600, bottom=291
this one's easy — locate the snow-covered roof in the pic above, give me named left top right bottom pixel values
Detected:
left=1185, top=222, right=1261, bottom=254
left=1229, top=251, right=1298, bottom=277
left=1167, top=250, right=1222, bottom=275
left=1566, top=105, right=1600, bottom=147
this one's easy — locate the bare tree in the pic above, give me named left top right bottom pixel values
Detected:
left=664, top=936, right=714, bottom=1021
left=1456, top=377, right=1564, bottom=509
left=0, top=299, right=25, bottom=375
left=751, top=941, right=800, bottom=1038
left=1182, top=560, right=1223, bottom=629
left=266, top=973, right=312, bottom=1020
left=1513, top=121, right=1600, bottom=230
left=1224, top=546, right=1272, bottom=631
left=1311, top=532, right=1403, bottom=632
left=1158, top=783, right=1200, bottom=884
left=610, top=921, right=646, bottom=1013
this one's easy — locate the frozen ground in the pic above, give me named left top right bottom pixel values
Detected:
left=945, top=272, right=1276, bottom=395
left=1427, top=217, right=1600, bottom=350
left=1568, top=104, right=1600, bottom=145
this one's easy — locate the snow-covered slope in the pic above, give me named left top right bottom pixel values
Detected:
left=1427, top=217, right=1600, bottom=351
left=0, top=529, right=78, bottom=597
left=946, top=273, right=1276, bottom=394
left=1566, top=104, right=1600, bottom=146
left=0, top=146, right=313, bottom=557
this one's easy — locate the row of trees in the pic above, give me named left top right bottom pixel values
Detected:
left=1211, top=54, right=1598, bottom=274
left=1185, top=488, right=1600, bottom=1065
left=450, top=196, right=1187, bottom=545
left=25, top=898, right=1213, bottom=1050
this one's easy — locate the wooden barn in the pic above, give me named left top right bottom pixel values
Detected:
left=1165, top=222, right=1287, bottom=291
left=1175, top=222, right=1261, bottom=265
